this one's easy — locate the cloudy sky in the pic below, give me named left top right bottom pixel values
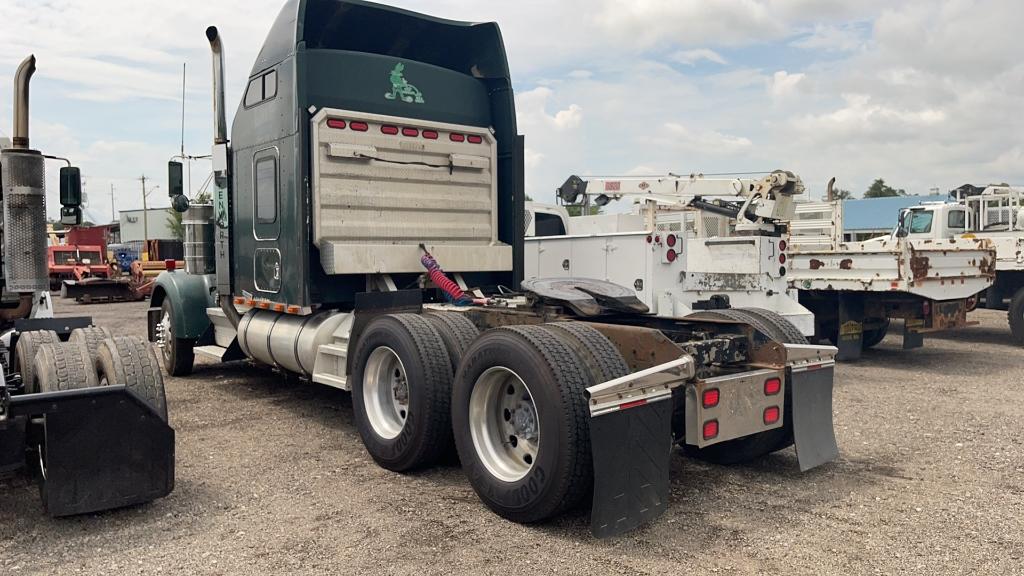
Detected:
left=0, top=0, right=1021, bottom=222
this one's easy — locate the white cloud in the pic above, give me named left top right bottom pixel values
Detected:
left=768, top=70, right=806, bottom=98
left=791, top=23, right=867, bottom=52
left=517, top=87, right=584, bottom=132
left=567, top=70, right=593, bottom=80
left=671, top=49, right=727, bottom=66
left=662, top=123, right=753, bottom=154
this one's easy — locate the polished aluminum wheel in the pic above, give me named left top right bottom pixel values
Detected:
left=362, top=346, right=410, bottom=440
left=155, top=310, right=172, bottom=363
left=468, top=367, right=540, bottom=482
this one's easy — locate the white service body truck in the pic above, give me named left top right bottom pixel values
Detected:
left=525, top=172, right=814, bottom=336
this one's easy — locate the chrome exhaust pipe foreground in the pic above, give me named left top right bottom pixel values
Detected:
left=205, top=26, right=228, bottom=145
left=12, top=55, right=36, bottom=149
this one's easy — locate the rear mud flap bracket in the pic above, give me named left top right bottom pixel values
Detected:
left=588, top=398, right=672, bottom=538
left=789, top=365, right=839, bottom=472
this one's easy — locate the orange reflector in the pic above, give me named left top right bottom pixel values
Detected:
left=286, top=305, right=300, bottom=314
left=258, top=302, right=270, bottom=309
left=245, top=299, right=255, bottom=306
left=763, top=406, right=780, bottom=425
left=702, top=419, right=719, bottom=440
left=273, top=303, right=285, bottom=312
left=234, top=297, right=245, bottom=305
left=618, top=398, right=648, bottom=411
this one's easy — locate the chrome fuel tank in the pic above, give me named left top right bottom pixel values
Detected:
left=237, top=309, right=350, bottom=375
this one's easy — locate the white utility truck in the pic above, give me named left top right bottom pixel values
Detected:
left=788, top=187, right=996, bottom=360
left=525, top=171, right=814, bottom=336
left=898, top=186, right=1024, bottom=343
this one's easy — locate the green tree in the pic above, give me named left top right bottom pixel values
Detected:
left=833, top=187, right=855, bottom=200
left=864, top=178, right=906, bottom=198
left=167, top=209, right=184, bottom=240
left=565, top=204, right=604, bottom=217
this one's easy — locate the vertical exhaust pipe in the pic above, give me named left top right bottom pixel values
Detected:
left=205, top=26, right=227, bottom=145
left=12, top=55, right=36, bottom=149
left=3, top=54, right=48, bottom=295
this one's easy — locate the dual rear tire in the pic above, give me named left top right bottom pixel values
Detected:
left=352, top=314, right=623, bottom=523
left=14, top=329, right=168, bottom=422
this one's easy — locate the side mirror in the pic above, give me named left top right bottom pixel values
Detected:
left=60, top=166, right=82, bottom=207
left=168, top=161, right=184, bottom=197
left=895, top=211, right=909, bottom=238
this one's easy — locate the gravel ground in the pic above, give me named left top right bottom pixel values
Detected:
left=2, top=299, right=1022, bottom=575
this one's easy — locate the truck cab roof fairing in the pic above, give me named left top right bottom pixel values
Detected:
left=251, top=0, right=511, bottom=80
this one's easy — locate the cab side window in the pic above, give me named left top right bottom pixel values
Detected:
left=243, top=69, right=278, bottom=108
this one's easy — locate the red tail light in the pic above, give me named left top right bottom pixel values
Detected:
left=350, top=121, right=369, bottom=132
left=763, top=406, right=780, bottom=425
left=666, top=234, right=677, bottom=248
left=381, top=125, right=399, bottom=135
left=326, top=119, right=346, bottom=129
left=764, top=377, right=781, bottom=396
left=422, top=130, right=439, bottom=140
left=779, top=253, right=787, bottom=264
left=467, top=134, right=483, bottom=144
left=164, top=259, right=176, bottom=271
left=646, top=235, right=653, bottom=244
left=666, top=249, right=677, bottom=263
left=654, top=235, right=661, bottom=244
left=450, top=133, right=466, bottom=142
left=703, top=419, right=719, bottom=440
left=779, top=240, right=787, bottom=252
left=402, top=127, right=419, bottom=137
left=702, top=388, right=719, bottom=408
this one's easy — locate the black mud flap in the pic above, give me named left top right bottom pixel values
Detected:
left=0, top=417, right=27, bottom=473
left=588, top=398, right=672, bottom=538
left=11, top=386, right=175, bottom=516
left=789, top=366, right=839, bottom=472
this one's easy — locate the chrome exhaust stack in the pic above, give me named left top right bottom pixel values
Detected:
left=205, top=26, right=228, bottom=145
left=1, top=55, right=48, bottom=294
left=12, top=55, right=35, bottom=149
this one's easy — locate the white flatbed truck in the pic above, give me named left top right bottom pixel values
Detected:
left=789, top=192, right=996, bottom=360
left=901, top=186, right=1024, bottom=343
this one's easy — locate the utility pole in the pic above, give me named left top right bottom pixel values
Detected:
left=140, top=175, right=149, bottom=251
left=110, top=183, right=115, bottom=223
left=139, top=175, right=158, bottom=261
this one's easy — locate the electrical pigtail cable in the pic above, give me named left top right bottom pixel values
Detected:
left=418, top=244, right=488, bottom=306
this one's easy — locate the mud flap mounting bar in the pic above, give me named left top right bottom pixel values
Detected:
left=586, top=356, right=694, bottom=538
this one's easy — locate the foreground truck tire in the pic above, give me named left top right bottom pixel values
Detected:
left=158, top=299, right=195, bottom=377
left=34, top=341, right=100, bottom=392
left=14, top=330, right=60, bottom=394
left=95, top=336, right=169, bottom=421
left=351, top=314, right=454, bottom=472
left=69, top=325, right=113, bottom=358
left=424, top=312, right=480, bottom=373
left=452, top=325, right=593, bottom=524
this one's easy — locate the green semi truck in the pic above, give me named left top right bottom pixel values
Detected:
left=151, top=0, right=839, bottom=537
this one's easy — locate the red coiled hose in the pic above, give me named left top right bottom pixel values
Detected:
left=419, top=246, right=473, bottom=305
